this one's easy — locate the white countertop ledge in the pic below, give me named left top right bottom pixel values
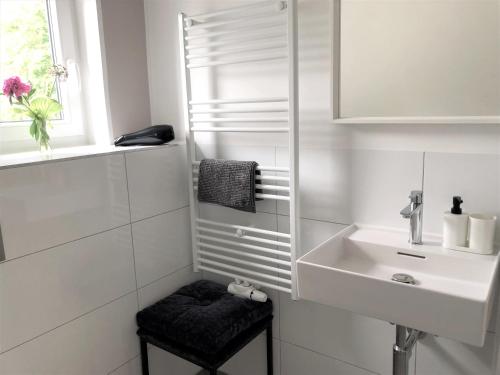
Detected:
left=0, top=142, right=182, bottom=170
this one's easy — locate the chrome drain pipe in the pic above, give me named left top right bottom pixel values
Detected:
left=393, top=325, right=424, bottom=375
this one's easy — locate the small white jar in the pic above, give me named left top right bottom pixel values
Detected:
left=468, top=214, right=497, bottom=254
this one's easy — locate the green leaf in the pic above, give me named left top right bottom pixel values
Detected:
left=40, top=126, right=50, bottom=145
left=30, top=97, right=62, bottom=118
left=29, top=121, right=37, bottom=137
left=12, top=105, right=35, bottom=119
left=31, top=118, right=41, bottom=141
left=27, top=88, right=36, bottom=98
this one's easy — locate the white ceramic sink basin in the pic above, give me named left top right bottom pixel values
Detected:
left=297, top=224, right=499, bottom=346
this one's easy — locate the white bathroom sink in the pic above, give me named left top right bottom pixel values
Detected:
left=297, top=224, right=500, bottom=346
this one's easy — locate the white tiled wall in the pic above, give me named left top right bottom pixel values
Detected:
left=0, top=145, right=196, bottom=374
left=126, top=145, right=189, bottom=221
left=133, top=147, right=500, bottom=375
left=0, top=225, right=136, bottom=353
left=280, top=294, right=397, bottom=375
left=220, top=335, right=281, bottom=375
left=280, top=341, right=375, bottom=375
left=284, top=150, right=498, bottom=375
left=276, top=147, right=352, bottom=223
left=183, top=148, right=498, bottom=375
left=351, top=150, right=424, bottom=229
left=1, top=146, right=499, bottom=375
left=423, top=152, right=500, bottom=238
left=132, top=207, right=192, bottom=287
left=0, top=292, right=139, bottom=374
left=277, top=150, right=498, bottom=375
left=0, top=154, right=130, bottom=260
left=109, top=356, right=142, bottom=375
left=416, top=333, right=497, bottom=375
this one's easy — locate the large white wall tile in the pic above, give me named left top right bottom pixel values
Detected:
left=220, top=334, right=280, bottom=375
left=126, top=145, right=189, bottom=222
left=280, top=295, right=395, bottom=375
left=148, top=345, right=200, bottom=375
left=351, top=150, right=424, bottom=229
left=109, top=357, right=141, bottom=375
left=416, top=333, right=496, bottom=375
left=277, top=147, right=352, bottom=224
left=423, top=152, right=500, bottom=237
left=0, top=226, right=136, bottom=353
left=196, top=144, right=277, bottom=214
left=281, top=341, right=375, bottom=375
left=0, top=293, right=139, bottom=375
left=278, top=215, right=348, bottom=258
left=133, top=207, right=192, bottom=287
left=298, top=219, right=348, bottom=257
left=0, top=154, right=130, bottom=260
left=138, top=265, right=201, bottom=309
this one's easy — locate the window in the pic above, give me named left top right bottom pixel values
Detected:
left=0, top=0, right=61, bottom=122
left=0, top=0, right=89, bottom=152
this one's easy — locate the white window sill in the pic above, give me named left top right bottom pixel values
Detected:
left=0, top=141, right=184, bottom=170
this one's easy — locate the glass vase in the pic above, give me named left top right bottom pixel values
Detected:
left=39, top=141, right=52, bottom=156
left=38, top=119, right=52, bottom=156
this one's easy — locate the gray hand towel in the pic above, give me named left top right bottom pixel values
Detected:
left=197, top=158, right=259, bottom=213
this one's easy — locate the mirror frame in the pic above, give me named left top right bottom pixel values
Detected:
left=330, top=0, right=500, bottom=125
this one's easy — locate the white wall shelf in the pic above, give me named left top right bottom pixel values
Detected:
left=331, top=116, right=500, bottom=125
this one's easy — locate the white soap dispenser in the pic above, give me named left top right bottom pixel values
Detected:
left=443, top=196, right=469, bottom=249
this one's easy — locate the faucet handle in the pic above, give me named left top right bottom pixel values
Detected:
left=409, top=190, right=423, bottom=204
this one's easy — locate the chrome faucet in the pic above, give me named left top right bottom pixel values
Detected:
left=400, top=190, right=423, bottom=245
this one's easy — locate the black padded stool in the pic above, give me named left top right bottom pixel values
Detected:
left=136, top=280, right=274, bottom=375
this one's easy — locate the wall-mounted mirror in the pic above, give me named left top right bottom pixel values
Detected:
left=331, top=0, right=500, bottom=124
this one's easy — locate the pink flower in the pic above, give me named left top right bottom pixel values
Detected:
left=2, top=76, right=31, bottom=98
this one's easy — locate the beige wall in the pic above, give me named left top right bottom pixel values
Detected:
left=100, top=0, right=151, bottom=139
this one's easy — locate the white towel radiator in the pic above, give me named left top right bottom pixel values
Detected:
left=178, top=0, right=300, bottom=299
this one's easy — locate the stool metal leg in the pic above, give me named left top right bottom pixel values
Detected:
left=140, top=338, right=150, bottom=375
left=209, top=370, right=217, bottom=375
left=266, top=323, right=273, bottom=375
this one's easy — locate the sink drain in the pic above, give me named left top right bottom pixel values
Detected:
left=391, top=273, right=416, bottom=285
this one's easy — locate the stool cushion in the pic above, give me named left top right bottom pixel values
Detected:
left=136, top=280, right=273, bottom=355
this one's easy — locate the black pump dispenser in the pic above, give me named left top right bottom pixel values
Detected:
left=451, top=196, right=463, bottom=215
